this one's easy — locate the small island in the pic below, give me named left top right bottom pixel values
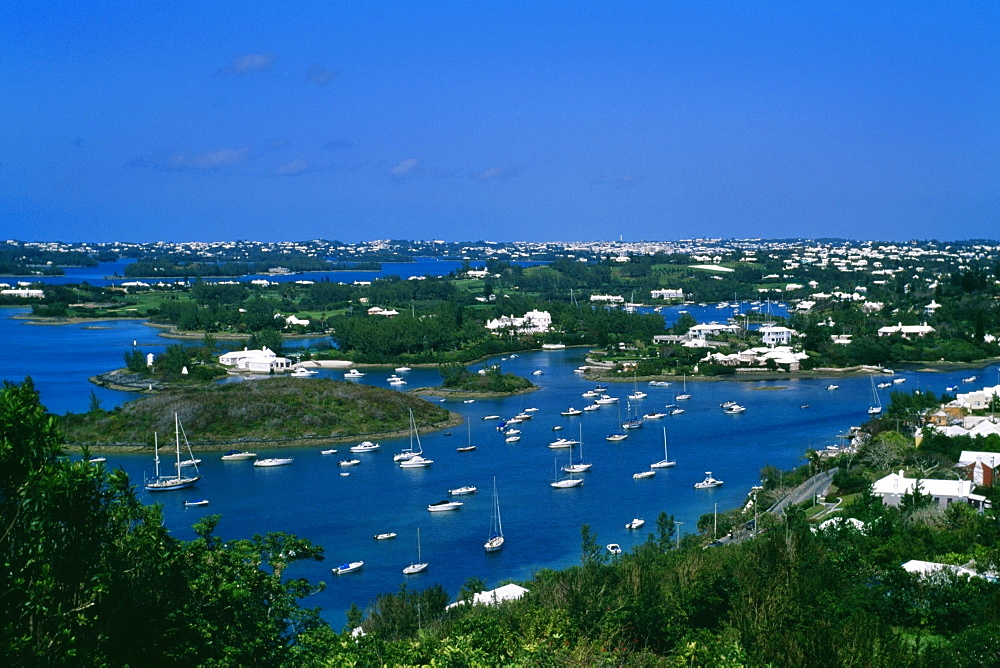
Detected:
left=409, top=362, right=536, bottom=400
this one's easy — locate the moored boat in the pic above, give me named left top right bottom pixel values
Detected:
left=694, top=471, right=724, bottom=489
left=221, top=449, right=257, bottom=461
left=333, top=561, right=364, bottom=575
left=374, top=532, right=397, bottom=540
left=254, top=458, right=294, bottom=467
left=428, top=499, right=463, bottom=511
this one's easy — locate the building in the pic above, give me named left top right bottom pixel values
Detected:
left=687, top=322, right=741, bottom=339
left=589, top=294, right=624, bottom=303
left=877, top=322, right=935, bottom=338
left=485, top=310, right=552, bottom=335
left=445, top=583, right=529, bottom=610
left=871, top=470, right=981, bottom=510
left=957, top=451, right=1000, bottom=487
left=218, top=346, right=293, bottom=374
left=759, top=325, right=796, bottom=347
left=650, top=288, right=684, bottom=300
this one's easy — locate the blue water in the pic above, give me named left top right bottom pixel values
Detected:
left=3, top=307, right=996, bottom=629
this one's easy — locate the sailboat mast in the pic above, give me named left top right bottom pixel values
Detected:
left=174, top=413, right=182, bottom=481
left=153, top=432, right=160, bottom=479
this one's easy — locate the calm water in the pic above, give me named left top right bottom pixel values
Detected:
left=3, top=307, right=996, bottom=629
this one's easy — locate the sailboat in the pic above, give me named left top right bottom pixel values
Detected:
left=562, top=425, right=592, bottom=473
left=628, top=371, right=647, bottom=400
left=402, top=528, right=428, bottom=574
left=675, top=374, right=691, bottom=401
left=650, top=427, right=676, bottom=468
left=484, top=477, right=504, bottom=552
left=868, top=375, right=883, bottom=415
left=399, top=409, right=434, bottom=467
left=145, top=414, right=201, bottom=492
left=606, top=403, right=628, bottom=441
left=622, top=401, right=645, bottom=430
left=550, top=457, right=584, bottom=488
left=456, top=418, right=476, bottom=452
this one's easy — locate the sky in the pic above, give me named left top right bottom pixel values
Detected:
left=2, top=2, right=998, bottom=244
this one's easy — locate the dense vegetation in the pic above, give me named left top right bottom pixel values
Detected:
left=438, top=362, right=535, bottom=393
left=60, top=377, right=453, bottom=447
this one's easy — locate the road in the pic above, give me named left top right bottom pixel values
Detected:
left=768, top=468, right=839, bottom=516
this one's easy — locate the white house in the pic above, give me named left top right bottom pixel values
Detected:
left=650, top=288, right=684, bottom=300
left=954, top=385, right=1000, bottom=412
left=871, top=470, right=979, bottom=510
left=218, top=346, right=293, bottom=374
left=590, top=294, right=624, bottom=303
left=877, top=322, right=935, bottom=338
left=759, top=325, right=796, bottom=347
left=485, top=310, right=552, bottom=335
left=275, top=313, right=310, bottom=327
left=687, top=322, right=741, bottom=339
left=445, top=583, right=529, bottom=610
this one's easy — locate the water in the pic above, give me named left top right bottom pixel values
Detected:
left=3, top=307, right=996, bottom=629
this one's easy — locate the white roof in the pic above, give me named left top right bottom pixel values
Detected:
left=445, top=583, right=529, bottom=610
left=872, top=471, right=973, bottom=498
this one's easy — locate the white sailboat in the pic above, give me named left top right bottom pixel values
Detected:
left=562, top=425, right=592, bottom=473
left=651, top=427, right=676, bottom=468
left=868, top=375, right=883, bottom=415
left=456, top=418, right=476, bottom=452
left=399, top=409, right=434, bottom=467
left=675, top=374, right=691, bottom=401
left=402, top=528, right=428, bottom=574
left=145, top=414, right=201, bottom=492
left=550, top=457, right=584, bottom=488
left=484, top=477, right=504, bottom=552
left=606, top=402, right=627, bottom=441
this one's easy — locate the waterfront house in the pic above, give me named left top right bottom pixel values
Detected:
left=650, top=288, right=684, bottom=300
left=955, top=385, right=1000, bottom=412
left=688, top=322, right=741, bottom=340
left=485, top=310, right=551, bottom=335
left=218, top=346, right=292, bottom=374
left=759, top=325, right=796, bottom=347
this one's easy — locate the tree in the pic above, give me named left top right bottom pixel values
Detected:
left=87, top=390, right=102, bottom=413
left=580, top=524, right=606, bottom=565
left=123, top=348, right=146, bottom=373
left=673, top=312, right=697, bottom=335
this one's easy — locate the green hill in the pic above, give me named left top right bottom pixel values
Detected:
left=60, top=378, right=456, bottom=448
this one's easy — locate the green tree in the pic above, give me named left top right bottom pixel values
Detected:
left=123, top=348, right=146, bottom=373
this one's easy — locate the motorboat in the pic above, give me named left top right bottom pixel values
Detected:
left=633, top=470, right=656, bottom=479
left=720, top=401, right=737, bottom=408
left=456, top=445, right=476, bottom=452
left=514, top=412, right=532, bottom=421
left=350, top=441, right=380, bottom=453
left=290, top=367, right=318, bottom=377
left=648, top=381, right=671, bottom=387
left=877, top=382, right=892, bottom=389
left=373, top=532, right=397, bottom=540
left=523, top=407, right=539, bottom=412
left=561, top=407, right=583, bottom=416
left=724, top=404, right=746, bottom=414
left=174, top=458, right=201, bottom=468
left=643, top=412, right=666, bottom=419
left=88, top=456, right=106, bottom=464
left=694, top=472, right=724, bottom=489
left=320, top=448, right=338, bottom=455
left=669, top=408, right=685, bottom=415
left=606, top=432, right=628, bottom=441
left=628, top=390, right=647, bottom=400
left=892, top=378, right=906, bottom=384
left=387, top=375, right=407, bottom=385
left=399, top=454, right=433, bottom=468
left=344, top=369, right=365, bottom=378
left=625, top=518, right=645, bottom=530
left=254, top=458, right=294, bottom=467
left=221, top=449, right=257, bottom=461
left=482, top=415, right=500, bottom=420
left=594, top=395, right=618, bottom=404
left=463, top=399, right=475, bottom=404
left=333, top=561, right=364, bottom=575
left=582, top=390, right=599, bottom=398
left=428, top=499, right=463, bottom=511
left=606, top=543, right=622, bottom=555
left=184, top=499, right=209, bottom=507
left=505, top=435, right=521, bottom=443
left=145, top=415, right=201, bottom=492
left=826, top=384, right=839, bottom=391
left=505, top=428, right=521, bottom=436
left=395, top=366, right=412, bottom=372
left=552, top=425, right=563, bottom=431
left=338, top=458, right=361, bottom=467
left=532, top=369, right=544, bottom=376
left=448, top=486, right=477, bottom=495
left=549, top=438, right=579, bottom=448
left=583, top=403, right=601, bottom=411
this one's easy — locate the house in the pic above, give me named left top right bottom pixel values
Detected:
left=759, top=325, right=796, bottom=347
left=687, top=322, right=741, bottom=339
left=877, top=322, right=935, bottom=338
left=589, top=294, right=624, bottom=303
left=650, top=288, right=684, bottom=300
left=954, top=385, right=1000, bottom=411
left=957, top=451, right=1000, bottom=487
left=218, top=346, right=293, bottom=374
left=1, top=288, right=44, bottom=298
left=485, top=310, right=552, bottom=335
left=871, top=470, right=981, bottom=510
left=274, top=313, right=310, bottom=327
left=444, top=583, right=529, bottom=611
left=366, top=306, right=399, bottom=317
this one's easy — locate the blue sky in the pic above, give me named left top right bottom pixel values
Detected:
left=2, top=2, right=998, bottom=243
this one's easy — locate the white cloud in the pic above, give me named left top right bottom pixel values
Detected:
left=219, top=53, right=275, bottom=75
left=275, top=159, right=311, bottom=176
left=390, top=158, right=419, bottom=177
left=131, top=147, right=252, bottom=171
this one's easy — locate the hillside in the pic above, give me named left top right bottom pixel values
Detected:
left=60, top=378, right=457, bottom=448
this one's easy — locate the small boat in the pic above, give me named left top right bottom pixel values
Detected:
left=395, top=366, right=412, bottom=372
left=532, top=370, right=544, bottom=376
left=669, top=408, right=685, bottom=415
left=344, top=369, right=365, bottom=378
left=651, top=427, right=676, bottom=469
left=643, top=412, right=666, bottom=419
left=399, top=455, right=434, bottom=468
left=184, top=499, right=209, bottom=507
left=549, top=438, right=579, bottom=448
left=350, top=441, right=380, bottom=453
left=290, top=367, right=318, bottom=377
left=484, top=477, right=504, bottom=552
left=523, top=407, right=539, bottom=412
left=633, top=470, right=656, bottom=479
left=333, top=561, right=364, bottom=575
left=463, top=399, right=475, bottom=404
left=594, top=395, right=619, bottom=404
left=694, top=471, right=724, bottom=489
left=428, top=499, right=463, bottom=511
left=826, top=384, right=839, bottom=391
left=877, top=382, right=892, bottom=389
left=800, top=404, right=810, bottom=409
left=448, top=486, right=477, bottom=495
left=88, top=456, right=107, bottom=464
left=254, top=458, right=294, bottom=467
left=514, top=412, right=532, bottom=420
left=552, top=425, right=563, bottom=431
left=963, top=376, right=977, bottom=383
left=174, top=458, right=202, bottom=468
left=339, top=472, right=350, bottom=476
left=456, top=445, right=476, bottom=452
left=720, top=401, right=737, bottom=408
left=221, top=450, right=257, bottom=461
left=561, top=407, right=583, bottom=416
left=338, top=459, right=361, bottom=467
left=505, top=435, right=521, bottom=443
left=606, top=432, right=628, bottom=441
left=402, top=528, right=428, bottom=574
left=583, top=403, right=600, bottom=411
left=373, top=532, right=397, bottom=540
left=648, top=381, right=671, bottom=387
left=482, top=415, right=500, bottom=420
left=625, top=518, right=645, bottom=530
left=724, top=404, right=746, bottom=414
left=945, top=385, right=958, bottom=392
left=892, top=378, right=906, bottom=384
left=505, top=428, right=521, bottom=436
left=320, top=448, right=338, bottom=455
left=606, top=543, right=622, bottom=555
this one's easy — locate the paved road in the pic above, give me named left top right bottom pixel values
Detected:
left=768, top=468, right=838, bottom=516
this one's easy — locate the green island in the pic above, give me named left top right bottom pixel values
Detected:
left=59, top=377, right=461, bottom=450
